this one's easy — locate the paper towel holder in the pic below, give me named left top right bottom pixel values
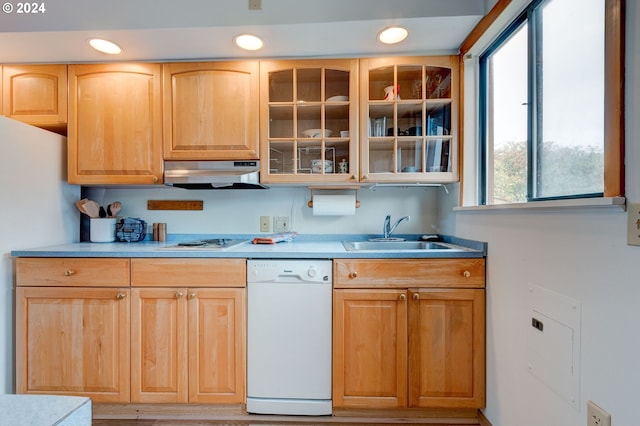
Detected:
left=307, top=186, right=361, bottom=209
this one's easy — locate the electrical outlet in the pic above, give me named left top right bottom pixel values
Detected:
left=273, top=216, right=290, bottom=232
left=628, top=202, right=640, bottom=246
left=587, top=401, right=611, bottom=426
left=260, top=216, right=270, bottom=232
left=248, top=0, right=261, bottom=10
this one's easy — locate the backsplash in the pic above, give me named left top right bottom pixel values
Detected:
left=83, top=185, right=441, bottom=236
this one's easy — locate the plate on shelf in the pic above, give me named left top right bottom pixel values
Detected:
left=302, top=129, right=333, bottom=138
left=326, top=95, right=349, bottom=102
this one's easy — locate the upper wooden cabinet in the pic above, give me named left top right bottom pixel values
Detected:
left=67, top=63, right=163, bottom=185
left=260, top=59, right=359, bottom=184
left=359, top=56, right=459, bottom=184
left=2, top=64, right=67, bottom=132
left=163, top=61, right=259, bottom=160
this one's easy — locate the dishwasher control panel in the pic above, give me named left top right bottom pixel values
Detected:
left=247, top=260, right=332, bottom=284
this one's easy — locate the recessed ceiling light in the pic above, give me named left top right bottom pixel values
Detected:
left=234, top=34, right=264, bottom=51
left=377, top=26, right=409, bottom=45
left=88, top=38, right=122, bottom=54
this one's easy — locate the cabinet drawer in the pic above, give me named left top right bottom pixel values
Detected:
left=334, top=258, right=485, bottom=289
left=131, top=258, right=246, bottom=287
left=16, top=258, right=130, bottom=287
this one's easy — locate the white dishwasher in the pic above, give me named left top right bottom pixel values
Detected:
left=247, top=259, right=332, bottom=416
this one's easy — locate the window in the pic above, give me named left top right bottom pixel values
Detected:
left=477, top=0, right=622, bottom=205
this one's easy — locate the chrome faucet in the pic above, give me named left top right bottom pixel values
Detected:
left=383, top=214, right=410, bottom=239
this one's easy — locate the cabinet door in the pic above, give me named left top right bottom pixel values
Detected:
left=360, top=56, right=459, bottom=184
left=2, top=64, right=67, bottom=131
left=131, top=288, right=188, bottom=403
left=408, top=289, right=485, bottom=408
left=260, top=59, right=359, bottom=184
left=333, top=289, right=408, bottom=408
left=68, top=63, right=163, bottom=184
left=188, top=288, right=246, bottom=403
left=15, top=287, right=130, bottom=402
left=163, top=62, right=259, bottom=160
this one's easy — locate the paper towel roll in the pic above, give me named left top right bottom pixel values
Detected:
left=312, top=194, right=356, bottom=216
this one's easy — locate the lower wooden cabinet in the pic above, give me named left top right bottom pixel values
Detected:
left=332, top=259, right=485, bottom=410
left=15, top=286, right=131, bottom=402
left=130, top=287, right=246, bottom=403
left=15, top=257, right=246, bottom=405
left=408, top=288, right=485, bottom=408
left=333, top=289, right=408, bottom=408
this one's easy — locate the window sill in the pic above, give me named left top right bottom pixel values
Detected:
left=455, top=197, right=626, bottom=212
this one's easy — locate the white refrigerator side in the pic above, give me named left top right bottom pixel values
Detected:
left=0, top=116, right=80, bottom=393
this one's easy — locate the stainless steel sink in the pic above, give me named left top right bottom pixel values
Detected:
left=342, top=240, right=458, bottom=251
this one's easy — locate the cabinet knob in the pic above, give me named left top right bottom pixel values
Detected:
left=176, top=292, right=185, bottom=298
left=188, top=293, right=196, bottom=299
left=348, top=271, right=358, bottom=279
left=116, top=293, right=126, bottom=300
left=463, top=270, right=471, bottom=278
left=153, top=175, right=159, bottom=183
left=399, top=293, right=406, bottom=301
left=413, top=293, right=420, bottom=300
left=64, top=270, right=76, bottom=277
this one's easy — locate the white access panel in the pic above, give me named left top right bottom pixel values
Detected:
left=526, top=286, right=581, bottom=409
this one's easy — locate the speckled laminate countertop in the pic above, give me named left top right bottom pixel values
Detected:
left=11, top=234, right=486, bottom=259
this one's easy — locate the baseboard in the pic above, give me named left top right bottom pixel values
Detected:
left=94, top=403, right=486, bottom=424
left=478, top=409, right=493, bottom=426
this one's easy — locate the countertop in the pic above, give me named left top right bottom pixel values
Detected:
left=0, top=394, right=91, bottom=426
left=11, top=234, right=487, bottom=259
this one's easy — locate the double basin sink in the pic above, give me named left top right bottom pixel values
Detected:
left=342, top=239, right=466, bottom=252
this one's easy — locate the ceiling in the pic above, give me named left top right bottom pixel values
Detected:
left=0, top=0, right=489, bottom=63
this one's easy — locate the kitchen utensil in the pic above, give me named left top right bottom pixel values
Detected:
left=302, top=129, right=332, bottom=138
left=89, top=218, right=116, bottom=242
left=311, top=159, right=333, bottom=173
left=115, top=217, right=146, bottom=242
left=82, top=200, right=101, bottom=218
left=384, top=85, right=400, bottom=101
left=99, top=206, right=107, bottom=218
left=74, top=198, right=89, bottom=213
left=371, top=117, right=387, bottom=137
left=107, top=201, right=122, bottom=217
left=326, top=95, right=348, bottom=102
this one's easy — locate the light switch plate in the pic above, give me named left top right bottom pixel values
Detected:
left=273, top=216, right=290, bottom=232
left=627, top=202, right=640, bottom=246
left=260, top=216, right=270, bottom=232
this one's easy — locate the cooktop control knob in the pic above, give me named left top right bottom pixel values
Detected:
left=307, top=267, right=318, bottom=278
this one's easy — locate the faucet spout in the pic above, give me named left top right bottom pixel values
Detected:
left=383, top=215, right=410, bottom=239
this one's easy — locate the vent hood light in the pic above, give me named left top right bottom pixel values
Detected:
left=88, top=38, right=122, bottom=54
left=377, top=26, right=408, bottom=44
left=234, top=34, right=263, bottom=51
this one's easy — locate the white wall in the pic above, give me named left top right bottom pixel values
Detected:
left=439, top=1, right=640, bottom=425
left=87, top=185, right=442, bottom=237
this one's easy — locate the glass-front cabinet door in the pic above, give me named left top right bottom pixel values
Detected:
left=359, top=56, right=458, bottom=183
left=259, top=60, right=359, bottom=184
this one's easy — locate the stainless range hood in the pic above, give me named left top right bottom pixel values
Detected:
left=164, top=160, right=267, bottom=189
